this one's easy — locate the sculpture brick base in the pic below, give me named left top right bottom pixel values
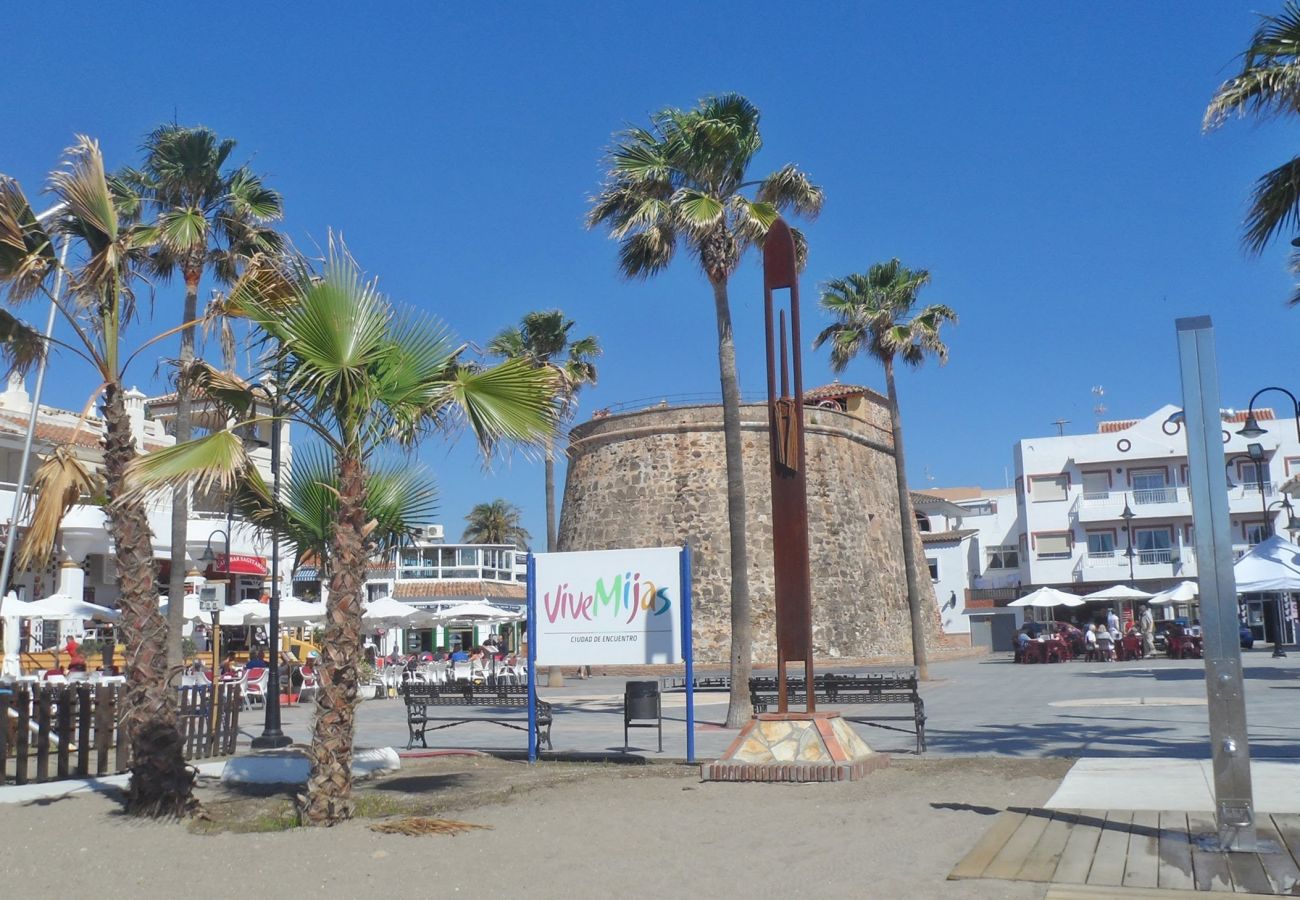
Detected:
left=701, top=711, right=888, bottom=783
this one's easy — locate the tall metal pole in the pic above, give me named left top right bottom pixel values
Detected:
left=1176, top=316, right=1256, bottom=851
left=253, top=371, right=290, bottom=748
left=1257, top=471, right=1288, bottom=657
left=0, top=237, right=68, bottom=601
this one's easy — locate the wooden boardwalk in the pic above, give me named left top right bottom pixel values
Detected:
left=950, top=808, right=1300, bottom=895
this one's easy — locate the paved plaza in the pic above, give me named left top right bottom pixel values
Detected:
left=236, top=648, right=1300, bottom=761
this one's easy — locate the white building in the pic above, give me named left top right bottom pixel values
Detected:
left=355, top=526, right=526, bottom=655
left=1012, top=403, right=1298, bottom=642
left=0, top=371, right=290, bottom=644
left=916, top=487, right=1023, bottom=648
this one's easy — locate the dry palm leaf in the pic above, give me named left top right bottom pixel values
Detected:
left=369, top=816, right=492, bottom=836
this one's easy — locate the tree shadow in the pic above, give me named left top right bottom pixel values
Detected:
left=927, top=714, right=1300, bottom=759
left=371, top=773, right=469, bottom=794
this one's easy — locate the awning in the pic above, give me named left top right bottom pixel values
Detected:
left=293, top=566, right=319, bottom=582
left=209, top=554, right=268, bottom=577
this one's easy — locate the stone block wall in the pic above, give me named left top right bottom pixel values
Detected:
left=557, top=401, right=943, bottom=663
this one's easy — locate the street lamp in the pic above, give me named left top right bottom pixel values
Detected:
left=1228, top=443, right=1287, bottom=657
left=1120, top=499, right=1136, bottom=585
left=1238, top=386, right=1300, bottom=443
left=248, top=377, right=291, bottom=750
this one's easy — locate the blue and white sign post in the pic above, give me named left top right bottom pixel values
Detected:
left=526, top=545, right=694, bottom=764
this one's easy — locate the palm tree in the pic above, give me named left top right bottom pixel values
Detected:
left=813, top=260, right=957, bottom=682
left=127, top=242, right=554, bottom=824
left=462, top=499, right=531, bottom=549
left=588, top=94, right=822, bottom=727
left=117, top=125, right=283, bottom=666
left=0, top=138, right=197, bottom=815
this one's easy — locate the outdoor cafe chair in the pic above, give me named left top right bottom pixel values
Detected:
left=299, top=668, right=320, bottom=704
left=243, top=668, right=270, bottom=709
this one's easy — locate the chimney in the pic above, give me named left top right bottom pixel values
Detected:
left=125, top=386, right=147, bottom=450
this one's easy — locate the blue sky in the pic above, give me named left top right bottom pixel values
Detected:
left=3, top=2, right=1299, bottom=541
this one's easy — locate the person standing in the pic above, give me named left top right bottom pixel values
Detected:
left=1106, top=607, right=1120, bottom=638
left=1140, top=604, right=1155, bottom=657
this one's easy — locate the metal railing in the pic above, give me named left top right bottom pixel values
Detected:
left=1137, top=548, right=1174, bottom=565
left=1132, top=487, right=1180, bottom=505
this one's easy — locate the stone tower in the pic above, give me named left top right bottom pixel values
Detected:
left=557, top=385, right=943, bottom=664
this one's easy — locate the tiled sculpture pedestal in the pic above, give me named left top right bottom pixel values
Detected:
left=701, top=711, right=888, bottom=783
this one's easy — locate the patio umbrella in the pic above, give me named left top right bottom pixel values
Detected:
left=158, top=594, right=205, bottom=623
left=1234, top=535, right=1300, bottom=593
left=1082, top=584, right=1155, bottom=602
left=362, top=595, right=417, bottom=626
left=244, top=597, right=324, bottom=625
left=1149, top=581, right=1198, bottom=606
left=423, top=600, right=523, bottom=624
left=19, top=593, right=120, bottom=622
left=1009, top=587, right=1086, bottom=609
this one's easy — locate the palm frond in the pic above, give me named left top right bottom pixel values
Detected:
left=441, top=358, right=555, bottom=456
left=17, top=446, right=100, bottom=571
left=617, top=223, right=677, bottom=278
left=1206, top=2, right=1300, bottom=128
left=1244, top=154, right=1300, bottom=252
left=122, top=429, right=252, bottom=503
left=0, top=309, right=46, bottom=376
left=755, top=164, right=824, bottom=219
left=0, top=177, right=58, bottom=302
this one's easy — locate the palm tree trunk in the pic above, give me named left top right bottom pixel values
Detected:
left=301, top=450, right=367, bottom=825
left=711, top=277, right=753, bottom=728
left=102, top=382, right=195, bottom=816
left=544, top=433, right=565, bottom=687
left=885, top=361, right=929, bottom=681
left=165, top=268, right=200, bottom=670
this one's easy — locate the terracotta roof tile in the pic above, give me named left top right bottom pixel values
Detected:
left=0, top=413, right=101, bottom=448
left=802, top=383, right=886, bottom=404
left=1097, top=419, right=1139, bottom=434
left=393, top=580, right=525, bottom=600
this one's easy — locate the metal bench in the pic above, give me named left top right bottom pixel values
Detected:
left=748, top=670, right=926, bottom=754
left=402, top=682, right=553, bottom=750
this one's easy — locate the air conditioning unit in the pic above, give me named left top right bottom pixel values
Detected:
left=417, top=524, right=444, bottom=542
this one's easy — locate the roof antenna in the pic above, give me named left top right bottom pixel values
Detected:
left=1052, top=418, right=1070, bottom=436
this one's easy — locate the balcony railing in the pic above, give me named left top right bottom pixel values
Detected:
left=1137, top=548, right=1173, bottom=565
left=1132, top=487, right=1180, bottom=505
left=395, top=544, right=522, bottom=583
left=1087, top=549, right=1117, bottom=560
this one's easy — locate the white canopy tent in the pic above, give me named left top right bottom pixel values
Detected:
left=421, top=600, right=523, bottom=625
left=1233, top=535, right=1300, bottom=593
left=14, top=594, right=119, bottom=623
left=362, top=596, right=417, bottom=627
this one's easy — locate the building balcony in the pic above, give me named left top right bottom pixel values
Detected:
left=1074, top=488, right=1190, bottom=523
left=394, top=543, right=523, bottom=584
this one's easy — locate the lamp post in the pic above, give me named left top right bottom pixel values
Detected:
left=200, top=514, right=231, bottom=721
left=250, top=376, right=291, bottom=750
left=1120, top=498, right=1136, bottom=585
left=1229, top=438, right=1286, bottom=658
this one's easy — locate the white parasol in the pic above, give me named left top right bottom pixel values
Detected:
left=1082, top=584, right=1155, bottom=602
left=421, top=600, right=523, bottom=625
left=362, top=595, right=417, bottom=626
left=1009, top=587, right=1086, bottom=609
left=243, top=597, right=324, bottom=624
left=17, top=593, right=120, bottom=622
left=1149, top=581, right=1198, bottom=606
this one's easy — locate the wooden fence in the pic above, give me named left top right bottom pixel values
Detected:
left=0, top=682, right=242, bottom=786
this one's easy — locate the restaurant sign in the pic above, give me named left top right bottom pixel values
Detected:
left=212, top=554, right=268, bottom=577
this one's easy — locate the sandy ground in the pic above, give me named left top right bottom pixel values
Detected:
left=0, top=755, right=1069, bottom=900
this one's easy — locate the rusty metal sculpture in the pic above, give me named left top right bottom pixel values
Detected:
left=763, top=218, right=814, bottom=713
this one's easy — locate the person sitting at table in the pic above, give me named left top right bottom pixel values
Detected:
left=450, top=645, right=470, bottom=662
left=1024, top=619, right=1042, bottom=639
left=220, top=654, right=239, bottom=680
left=245, top=649, right=269, bottom=671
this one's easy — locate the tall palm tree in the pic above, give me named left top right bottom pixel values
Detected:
left=588, top=94, right=822, bottom=727
left=813, top=260, right=957, bottom=682
left=117, top=125, right=283, bottom=666
left=488, top=310, right=599, bottom=551
left=0, top=138, right=197, bottom=815
left=462, top=499, right=531, bottom=549
left=127, top=242, right=554, bottom=824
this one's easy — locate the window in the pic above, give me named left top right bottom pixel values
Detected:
left=926, top=558, right=939, bottom=582
left=1086, top=532, right=1116, bottom=558
left=1133, top=527, right=1173, bottom=564
left=1029, top=474, right=1069, bottom=502
left=961, top=500, right=996, bottom=517
left=986, top=544, right=1019, bottom=569
left=1081, top=471, right=1110, bottom=499
left=1237, top=461, right=1268, bottom=489
left=1132, top=469, right=1176, bottom=504
left=1245, top=522, right=1269, bottom=545
left=1035, top=532, right=1071, bottom=559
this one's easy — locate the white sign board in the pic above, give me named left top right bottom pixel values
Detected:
left=533, top=547, right=682, bottom=666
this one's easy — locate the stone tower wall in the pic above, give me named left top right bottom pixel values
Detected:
left=557, top=401, right=943, bottom=663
